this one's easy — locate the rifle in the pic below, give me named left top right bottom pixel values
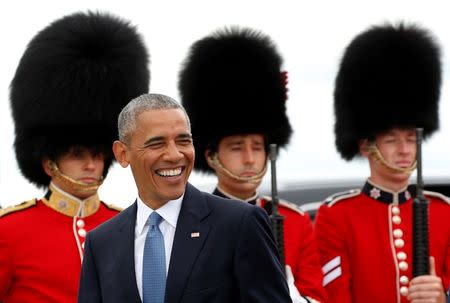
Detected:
left=269, top=144, right=286, bottom=269
left=413, top=128, right=429, bottom=277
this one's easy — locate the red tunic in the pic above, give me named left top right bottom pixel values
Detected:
left=212, top=188, right=326, bottom=302
left=258, top=197, right=327, bottom=303
left=315, top=180, right=450, bottom=303
left=0, top=185, right=120, bottom=303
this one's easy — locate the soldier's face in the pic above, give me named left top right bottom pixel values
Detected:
left=214, top=134, right=266, bottom=200
left=369, top=128, right=416, bottom=184
left=114, top=109, right=194, bottom=209
left=54, top=148, right=105, bottom=198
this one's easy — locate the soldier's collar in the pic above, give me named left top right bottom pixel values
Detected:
left=41, top=183, right=100, bottom=218
left=362, top=179, right=412, bottom=205
left=213, top=187, right=259, bottom=205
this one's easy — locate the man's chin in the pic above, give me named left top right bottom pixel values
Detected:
left=72, top=190, right=97, bottom=200
left=164, top=186, right=186, bottom=201
left=235, top=184, right=259, bottom=194
left=390, top=173, right=411, bottom=183
left=78, top=178, right=101, bottom=185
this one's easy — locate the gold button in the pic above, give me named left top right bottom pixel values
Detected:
left=400, top=286, right=408, bottom=296
left=397, top=252, right=407, bottom=261
left=399, top=261, right=408, bottom=271
left=394, top=239, right=405, bottom=248
left=78, top=228, right=87, bottom=238
left=393, top=229, right=403, bottom=238
left=400, top=275, right=409, bottom=285
left=392, top=206, right=400, bottom=215
left=82, top=242, right=85, bottom=250
left=76, top=219, right=85, bottom=228
left=392, top=215, right=401, bottom=225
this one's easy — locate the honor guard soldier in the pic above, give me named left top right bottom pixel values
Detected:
left=179, top=27, right=326, bottom=303
left=0, top=12, right=149, bottom=303
left=315, top=23, right=449, bottom=303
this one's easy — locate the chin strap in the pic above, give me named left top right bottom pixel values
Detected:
left=207, top=153, right=267, bottom=184
left=365, top=142, right=417, bottom=175
left=47, top=160, right=103, bottom=192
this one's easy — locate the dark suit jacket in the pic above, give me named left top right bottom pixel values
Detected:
left=78, top=183, right=291, bottom=303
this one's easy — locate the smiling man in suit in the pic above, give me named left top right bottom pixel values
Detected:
left=77, top=93, right=291, bottom=303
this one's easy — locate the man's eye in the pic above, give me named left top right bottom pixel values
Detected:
left=94, top=154, right=104, bottom=160
left=146, top=142, right=163, bottom=148
left=178, top=139, right=192, bottom=145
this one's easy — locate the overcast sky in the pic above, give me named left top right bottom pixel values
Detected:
left=1, top=0, right=449, bottom=208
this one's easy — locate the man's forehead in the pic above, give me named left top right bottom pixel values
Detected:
left=379, top=128, right=416, bottom=136
left=66, top=145, right=104, bottom=154
left=222, top=133, right=265, bottom=142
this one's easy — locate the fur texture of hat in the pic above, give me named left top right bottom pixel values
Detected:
left=10, top=11, right=150, bottom=187
left=334, top=23, right=441, bottom=160
left=179, top=27, right=292, bottom=173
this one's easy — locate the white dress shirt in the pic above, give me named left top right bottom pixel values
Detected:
left=134, top=195, right=183, bottom=301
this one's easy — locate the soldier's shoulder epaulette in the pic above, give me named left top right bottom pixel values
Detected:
left=0, top=199, right=37, bottom=218
left=423, top=190, right=450, bottom=205
left=278, top=199, right=305, bottom=215
left=102, top=202, right=123, bottom=212
left=260, top=195, right=305, bottom=215
left=324, top=189, right=361, bottom=207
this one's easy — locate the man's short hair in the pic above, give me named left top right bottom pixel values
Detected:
left=118, top=93, right=191, bottom=144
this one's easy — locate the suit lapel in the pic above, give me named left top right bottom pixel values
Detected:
left=115, top=202, right=142, bottom=302
left=165, top=184, right=211, bottom=303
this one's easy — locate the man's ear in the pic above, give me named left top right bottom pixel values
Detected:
left=359, top=139, right=369, bottom=158
left=112, top=141, right=130, bottom=168
left=205, top=149, right=215, bottom=169
left=42, top=158, right=52, bottom=177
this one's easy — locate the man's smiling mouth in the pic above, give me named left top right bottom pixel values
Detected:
left=156, top=167, right=183, bottom=177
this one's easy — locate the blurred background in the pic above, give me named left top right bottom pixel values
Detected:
left=1, top=0, right=449, bottom=208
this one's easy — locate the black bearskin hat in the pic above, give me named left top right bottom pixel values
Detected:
left=10, top=11, right=150, bottom=187
left=179, top=27, right=292, bottom=174
left=334, top=23, right=441, bottom=160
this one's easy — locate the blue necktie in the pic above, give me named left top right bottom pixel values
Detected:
left=143, top=212, right=166, bottom=303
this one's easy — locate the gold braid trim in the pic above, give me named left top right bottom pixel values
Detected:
left=47, top=160, right=103, bottom=192
left=0, top=199, right=37, bottom=218
left=207, top=153, right=267, bottom=184
left=365, top=143, right=417, bottom=174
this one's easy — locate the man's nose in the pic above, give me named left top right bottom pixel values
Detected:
left=164, top=142, right=183, bottom=161
left=243, top=146, right=255, bottom=164
left=83, top=156, right=97, bottom=170
left=398, top=140, right=413, bottom=154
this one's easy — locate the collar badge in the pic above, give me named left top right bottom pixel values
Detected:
left=370, top=187, right=381, bottom=199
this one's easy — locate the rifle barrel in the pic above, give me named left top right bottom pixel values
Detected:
left=413, top=127, right=429, bottom=277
